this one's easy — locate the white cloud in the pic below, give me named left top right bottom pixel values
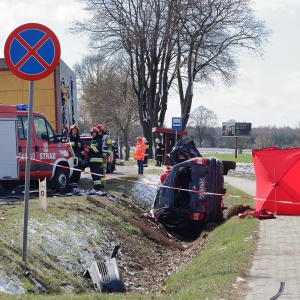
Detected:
left=0, top=0, right=88, bottom=68
left=282, top=72, right=300, bottom=93
left=254, top=0, right=300, bottom=16
left=165, top=0, right=300, bottom=128
left=1, top=0, right=300, bottom=128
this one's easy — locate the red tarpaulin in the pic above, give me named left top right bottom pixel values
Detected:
left=252, top=147, right=300, bottom=215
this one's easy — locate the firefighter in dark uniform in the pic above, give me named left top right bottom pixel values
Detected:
left=142, top=137, right=149, bottom=167
left=86, top=127, right=103, bottom=191
left=112, top=140, right=119, bottom=169
left=68, top=124, right=84, bottom=191
left=155, top=138, right=164, bottom=166
left=112, top=140, right=119, bottom=160
left=97, top=124, right=113, bottom=189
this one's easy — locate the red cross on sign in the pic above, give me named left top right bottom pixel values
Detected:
left=4, top=23, right=61, bottom=81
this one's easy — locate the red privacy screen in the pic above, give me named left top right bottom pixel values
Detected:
left=252, top=147, right=300, bottom=215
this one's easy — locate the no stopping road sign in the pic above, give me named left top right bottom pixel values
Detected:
left=4, top=23, right=61, bottom=81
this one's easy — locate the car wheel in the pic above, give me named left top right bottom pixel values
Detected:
left=211, top=159, right=224, bottom=223
left=53, top=167, right=69, bottom=193
left=222, top=161, right=236, bottom=175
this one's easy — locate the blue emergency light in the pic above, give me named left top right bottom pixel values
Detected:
left=16, top=104, right=28, bottom=111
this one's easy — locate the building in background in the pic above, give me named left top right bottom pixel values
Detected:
left=0, top=58, right=77, bottom=134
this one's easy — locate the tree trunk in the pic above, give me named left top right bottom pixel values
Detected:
left=142, top=123, right=154, bottom=158
left=125, top=144, right=130, bottom=161
left=119, top=143, right=123, bottom=160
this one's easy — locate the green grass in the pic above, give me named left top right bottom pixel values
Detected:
left=202, top=153, right=253, bottom=163
left=121, top=159, right=136, bottom=165
left=122, top=158, right=159, bottom=166
left=1, top=181, right=257, bottom=300
left=162, top=218, right=255, bottom=299
left=151, top=183, right=257, bottom=300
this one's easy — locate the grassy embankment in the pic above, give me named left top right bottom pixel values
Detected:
left=0, top=156, right=256, bottom=300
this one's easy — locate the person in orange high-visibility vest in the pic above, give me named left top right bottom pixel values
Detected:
left=134, top=136, right=146, bottom=174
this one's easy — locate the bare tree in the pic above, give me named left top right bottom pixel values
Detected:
left=74, top=56, right=139, bottom=159
left=70, top=0, right=176, bottom=149
left=253, top=127, right=274, bottom=149
left=70, top=0, right=270, bottom=141
left=172, top=0, right=271, bottom=128
left=188, top=105, right=218, bottom=147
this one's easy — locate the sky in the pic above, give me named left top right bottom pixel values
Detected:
left=0, top=0, right=300, bottom=128
left=0, top=0, right=87, bottom=72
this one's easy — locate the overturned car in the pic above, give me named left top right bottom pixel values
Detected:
left=151, top=137, right=236, bottom=228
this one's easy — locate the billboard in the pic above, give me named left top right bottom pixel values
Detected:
left=221, top=122, right=252, bottom=137
left=222, top=122, right=235, bottom=137
left=235, top=122, right=252, bottom=137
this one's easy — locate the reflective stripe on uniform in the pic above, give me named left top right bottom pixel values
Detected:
left=102, top=134, right=113, bottom=157
left=91, top=145, right=99, bottom=153
left=90, top=157, right=103, bottom=162
left=100, top=176, right=106, bottom=186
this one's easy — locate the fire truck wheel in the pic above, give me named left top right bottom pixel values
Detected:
left=53, top=168, right=69, bottom=194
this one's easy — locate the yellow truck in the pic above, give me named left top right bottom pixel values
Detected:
left=0, top=58, right=78, bottom=134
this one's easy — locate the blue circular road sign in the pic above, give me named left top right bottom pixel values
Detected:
left=4, top=23, right=61, bottom=81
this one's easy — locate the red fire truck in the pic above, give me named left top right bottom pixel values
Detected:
left=0, top=104, right=77, bottom=194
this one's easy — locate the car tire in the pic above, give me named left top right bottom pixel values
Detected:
left=53, top=167, right=69, bottom=194
left=222, top=161, right=236, bottom=175
left=212, top=160, right=224, bottom=223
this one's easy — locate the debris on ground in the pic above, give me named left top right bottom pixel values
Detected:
left=239, top=208, right=276, bottom=219
left=226, top=204, right=255, bottom=219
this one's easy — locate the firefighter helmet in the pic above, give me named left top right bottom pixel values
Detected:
left=90, top=127, right=100, bottom=134
left=69, top=124, right=79, bottom=134
left=97, top=124, right=104, bottom=131
left=155, top=138, right=160, bottom=143
left=112, top=140, right=116, bottom=145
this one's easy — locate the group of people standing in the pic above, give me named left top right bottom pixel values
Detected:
left=68, top=124, right=165, bottom=188
left=67, top=123, right=114, bottom=192
left=134, top=136, right=164, bottom=174
left=87, top=124, right=113, bottom=191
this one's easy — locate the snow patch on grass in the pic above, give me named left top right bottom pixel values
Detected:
left=0, top=270, right=25, bottom=295
left=131, top=174, right=160, bottom=208
left=0, top=214, right=111, bottom=295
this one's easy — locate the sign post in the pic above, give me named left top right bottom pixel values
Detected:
left=221, top=122, right=252, bottom=158
left=172, top=117, right=182, bottom=144
left=4, top=23, right=60, bottom=262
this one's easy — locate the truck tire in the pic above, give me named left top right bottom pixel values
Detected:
left=53, top=167, right=69, bottom=194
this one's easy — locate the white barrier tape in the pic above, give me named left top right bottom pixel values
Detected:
left=17, top=156, right=298, bottom=205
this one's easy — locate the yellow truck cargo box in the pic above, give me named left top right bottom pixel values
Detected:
left=0, top=58, right=77, bottom=133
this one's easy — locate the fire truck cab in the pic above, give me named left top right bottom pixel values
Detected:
left=0, top=104, right=76, bottom=194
